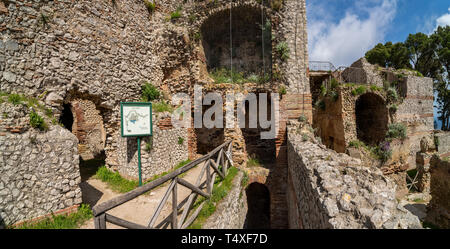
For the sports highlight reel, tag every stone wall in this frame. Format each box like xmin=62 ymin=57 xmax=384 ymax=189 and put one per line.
xmin=203 ymin=171 xmax=248 ymax=229
xmin=426 ymin=155 xmax=450 ymax=228
xmin=0 ymin=125 xmax=81 ymax=226
xmin=1 ymin=0 xmax=310 ymax=182
xmin=116 ymin=112 xmax=189 ymax=181
xmin=395 ymin=76 xmax=434 ymax=170
xmin=286 ymin=122 xmax=422 ymax=229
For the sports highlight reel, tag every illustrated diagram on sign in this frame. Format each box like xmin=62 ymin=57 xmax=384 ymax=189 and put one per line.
xmin=121 ymin=104 xmax=152 ymax=137
xmin=125 ymin=110 xmax=149 ymax=133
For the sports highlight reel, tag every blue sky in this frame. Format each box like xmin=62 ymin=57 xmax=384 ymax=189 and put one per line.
xmin=307 ymin=0 xmax=450 ymax=66
xmin=306 ymin=0 xmax=449 ymax=129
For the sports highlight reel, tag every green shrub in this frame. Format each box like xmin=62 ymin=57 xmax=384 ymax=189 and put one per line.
xmin=276 ymin=41 xmax=290 ymax=61
xmin=351 ymin=85 xmax=367 ymax=96
xmin=315 ymin=99 xmax=326 ymax=111
xmin=278 ymin=85 xmax=287 ymax=95
xmin=145 ymin=141 xmax=152 ymax=152
xmin=29 ymin=111 xmax=48 ymax=131
xmin=178 ymin=136 xmax=184 ymax=145
xmin=298 ymin=114 xmax=307 ymax=123
xmin=141 ymin=82 xmax=160 ymax=102
xmin=387 ymin=87 xmax=398 ymax=102
xmin=389 ymin=104 xmax=398 ymax=113
xmin=329 ymin=90 xmax=339 ymax=102
xmin=386 ymin=123 xmax=407 ymax=140
xmin=320 ymin=84 xmax=327 ymax=97
xmin=330 ymin=78 xmax=339 ymax=89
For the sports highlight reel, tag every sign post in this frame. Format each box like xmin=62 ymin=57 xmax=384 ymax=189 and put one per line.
xmin=120 ymin=102 xmax=152 ymax=186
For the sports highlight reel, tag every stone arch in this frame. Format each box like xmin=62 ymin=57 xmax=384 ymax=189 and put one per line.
xmin=244 ymin=182 xmax=271 ymax=228
xmin=355 ymin=92 xmax=388 ymax=145
xmin=60 ymin=91 xmax=108 ymax=162
xmin=199 ymin=2 xmax=273 ymax=78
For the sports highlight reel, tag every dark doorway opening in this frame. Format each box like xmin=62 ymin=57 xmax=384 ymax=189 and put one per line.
xmin=195 ymin=100 xmax=225 ymax=155
xmin=355 ymin=93 xmax=388 ymax=145
xmin=244 ymin=182 xmax=270 ymax=229
xmin=59 ymin=103 xmax=74 ymax=131
xmin=242 ymin=93 xmax=276 ymax=165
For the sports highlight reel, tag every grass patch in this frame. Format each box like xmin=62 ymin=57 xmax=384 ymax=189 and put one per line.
xmin=370 ymin=85 xmax=383 ymax=91
xmin=8 ymin=93 xmax=23 ymax=105
xmin=14 ymin=204 xmax=93 ymax=229
xmin=95 ymin=166 xmax=139 ymax=193
xmin=94 ymin=159 xmax=192 ymax=194
xmin=188 ymin=167 xmax=239 ymax=229
xmin=348 ymin=140 xmax=366 ymax=149
xmin=153 ymin=100 xmax=173 ymax=113
xmin=209 ymin=67 xmax=268 ymax=84
xmin=170 ymin=6 xmax=182 ymax=20
xmin=246 ymin=157 xmax=260 ymax=167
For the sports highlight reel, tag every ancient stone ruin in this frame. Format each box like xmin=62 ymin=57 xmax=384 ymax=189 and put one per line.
xmin=0 ymin=0 xmax=448 ymax=229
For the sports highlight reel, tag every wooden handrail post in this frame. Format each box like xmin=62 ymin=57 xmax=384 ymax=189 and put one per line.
xmin=94 ymin=213 xmax=106 ymax=229
xmin=206 ymin=159 xmax=211 ymax=194
xmin=172 ymin=177 xmax=178 ymax=229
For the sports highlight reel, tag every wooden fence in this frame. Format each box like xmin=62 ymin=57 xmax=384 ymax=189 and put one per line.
xmin=92 ymin=140 xmax=233 ymax=229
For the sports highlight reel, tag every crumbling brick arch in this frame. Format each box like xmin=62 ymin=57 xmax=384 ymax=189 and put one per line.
xmin=60 ymin=91 xmax=108 ymax=162
xmin=355 ymin=92 xmax=388 ymax=145
xmin=198 ymin=2 xmax=273 ymax=78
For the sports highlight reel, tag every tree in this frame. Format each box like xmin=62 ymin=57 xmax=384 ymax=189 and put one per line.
xmin=431 ymin=26 xmax=450 ymax=130
xmin=365 ymin=43 xmax=390 ymax=67
xmin=364 ymin=26 xmax=450 ymax=130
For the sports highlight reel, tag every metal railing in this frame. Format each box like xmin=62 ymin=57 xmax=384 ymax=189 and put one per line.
xmin=309 ymin=61 xmax=337 ymax=72
xmin=92 ymin=140 xmax=233 ymax=229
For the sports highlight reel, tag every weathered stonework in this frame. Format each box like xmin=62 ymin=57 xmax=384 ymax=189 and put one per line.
xmin=0 ymin=125 xmax=81 ymax=226
xmin=116 ymin=112 xmax=189 ymax=181
xmin=286 ymin=121 xmax=422 ymax=229
xmin=426 ymin=155 xmax=450 ymax=228
xmin=203 ymin=171 xmax=248 ymax=229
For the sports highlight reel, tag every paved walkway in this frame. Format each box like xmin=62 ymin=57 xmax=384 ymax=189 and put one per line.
xmin=80 ymin=162 xmax=206 ymax=229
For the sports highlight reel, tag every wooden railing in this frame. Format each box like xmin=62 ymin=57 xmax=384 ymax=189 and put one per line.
xmin=92 ymin=140 xmax=233 ymax=229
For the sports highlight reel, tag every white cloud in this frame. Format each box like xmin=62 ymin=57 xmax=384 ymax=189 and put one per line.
xmin=436 ymin=7 xmax=450 ymax=28
xmin=307 ymin=0 xmax=397 ymax=67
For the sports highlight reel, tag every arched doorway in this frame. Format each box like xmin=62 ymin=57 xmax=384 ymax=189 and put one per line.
xmin=355 ymin=93 xmax=388 ymax=145
xmin=201 ymin=5 xmax=272 ymax=78
xmin=244 ymin=182 xmax=270 ymax=228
